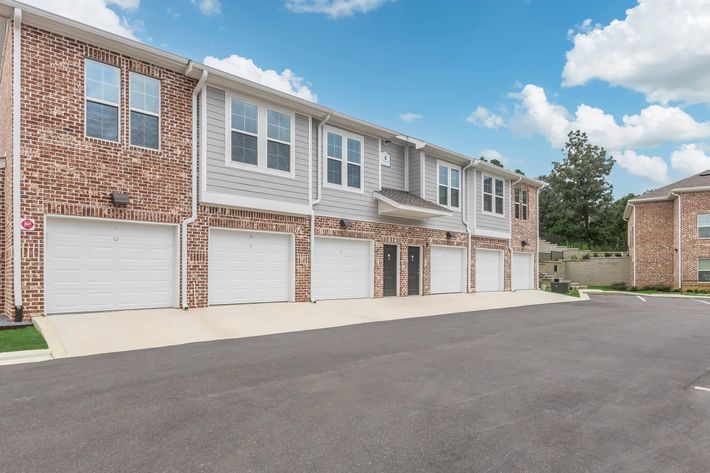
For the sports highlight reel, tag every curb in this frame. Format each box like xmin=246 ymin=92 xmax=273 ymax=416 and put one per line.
xmin=583 ymin=289 xmax=710 ymax=299
xmin=0 ymin=349 xmax=53 ymax=366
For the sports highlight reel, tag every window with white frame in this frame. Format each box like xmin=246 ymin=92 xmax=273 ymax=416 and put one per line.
xmin=514 ymin=186 xmax=528 ymax=220
xmin=438 ymin=162 xmax=460 ymax=209
xmin=698 ymin=214 xmax=710 ymax=238
xmin=483 ymin=175 xmax=504 ymax=215
xmin=230 ymin=97 xmax=259 ymax=166
xmin=129 ymin=72 xmax=160 ymax=149
xmin=699 ymin=258 xmax=710 ymax=282
xmin=325 ymin=127 xmax=363 ymax=191
xmin=85 ymin=59 xmax=120 ymax=142
xmin=228 ymin=95 xmax=294 ymax=174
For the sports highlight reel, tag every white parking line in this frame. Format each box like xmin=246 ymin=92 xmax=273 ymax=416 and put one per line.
xmin=694 ymin=386 xmax=710 ymax=392
xmin=694 ymin=299 xmax=710 ymax=305
xmin=636 ymin=295 xmax=647 ymax=302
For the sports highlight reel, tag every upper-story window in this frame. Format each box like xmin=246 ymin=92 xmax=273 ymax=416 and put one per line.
xmin=438 ymin=161 xmax=460 ymax=209
xmin=324 ymin=126 xmax=364 ymax=192
xmin=228 ymin=94 xmax=294 ymax=176
xmin=85 ymin=59 xmax=120 ymax=142
xmin=698 ymin=214 xmax=710 ymax=239
xmin=129 ymin=72 xmax=160 ymax=150
xmin=514 ymin=186 xmax=528 ymax=220
xmin=483 ymin=175 xmax=504 ymax=215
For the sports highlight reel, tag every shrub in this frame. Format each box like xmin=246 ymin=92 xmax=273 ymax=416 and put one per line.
xmin=604 ymin=252 xmax=612 ymax=257
xmin=570 ymin=255 xmax=579 ymax=261
xmin=611 ymin=282 xmax=628 ymax=291
xmin=582 ymin=253 xmax=591 ymax=260
xmin=592 ymin=252 xmax=599 ymax=257
xmin=640 ymin=284 xmax=671 ymax=292
xmin=630 ymin=286 xmax=639 ymax=292
xmin=615 ymin=253 xmax=622 ymax=257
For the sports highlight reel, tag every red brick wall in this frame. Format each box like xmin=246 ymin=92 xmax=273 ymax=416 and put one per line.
xmin=633 ymin=201 xmax=675 ymax=287
xmin=511 ymin=182 xmax=539 ymax=287
xmin=315 ymin=216 xmax=468 ymax=297
xmin=1 ymin=24 xmax=12 ymax=317
xmin=678 ymin=192 xmax=710 ymax=290
xmin=188 ymin=206 xmax=312 ymax=307
xmin=15 ymin=24 xmax=195 ymax=317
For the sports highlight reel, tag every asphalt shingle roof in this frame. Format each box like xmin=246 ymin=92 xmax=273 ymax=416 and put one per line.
xmin=636 ymin=170 xmax=710 ymax=199
xmin=375 ymin=188 xmax=451 ymax=212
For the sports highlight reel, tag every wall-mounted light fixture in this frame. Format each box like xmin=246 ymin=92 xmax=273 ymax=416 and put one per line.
xmin=339 ymin=219 xmax=352 ymax=230
xmin=521 ymin=240 xmax=529 ymax=247
xmin=446 ymin=231 xmax=454 ymax=239
xmin=111 ymin=192 xmax=130 ymax=205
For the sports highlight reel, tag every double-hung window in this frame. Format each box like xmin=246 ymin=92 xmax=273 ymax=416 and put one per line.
xmin=85 ymin=59 xmax=120 ymax=142
xmin=514 ymin=186 xmax=529 ymax=220
xmin=229 ymin=95 xmax=294 ymax=175
xmin=325 ymin=126 xmax=364 ymax=192
xmin=699 ymin=258 xmax=710 ymax=282
xmin=698 ymin=214 xmax=710 ymax=239
xmin=129 ymin=72 xmax=160 ymax=149
xmin=438 ymin=162 xmax=461 ymax=209
xmin=483 ymin=175 xmax=505 ymax=215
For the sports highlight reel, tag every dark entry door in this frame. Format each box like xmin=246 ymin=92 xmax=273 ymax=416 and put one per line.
xmin=383 ymin=245 xmax=397 ymax=297
xmin=408 ymin=246 xmax=421 ymax=296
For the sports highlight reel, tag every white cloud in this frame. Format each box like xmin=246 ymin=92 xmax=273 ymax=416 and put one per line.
xmin=510 ymin=84 xmax=710 ymax=149
xmin=479 ymin=149 xmax=509 ymax=166
xmin=563 ymin=0 xmax=710 ymax=104
xmin=399 ymin=113 xmax=422 ymax=123
xmin=24 ymin=0 xmax=140 ymax=39
xmin=191 ymin=0 xmax=221 ymax=16
xmin=466 ymin=106 xmax=504 ymax=129
xmin=670 ymin=143 xmax=710 ymax=175
xmin=613 ymin=150 xmax=670 ymax=183
xmin=203 ymin=54 xmax=317 ymax=102
xmin=285 ymin=0 xmax=392 ymax=18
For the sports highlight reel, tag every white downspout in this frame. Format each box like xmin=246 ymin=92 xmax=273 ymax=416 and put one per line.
xmin=180 ymin=65 xmax=208 ymax=309
xmin=310 ymin=114 xmax=330 ymax=302
xmin=12 ymin=8 xmax=22 ymax=320
xmin=461 ymin=160 xmax=475 ymax=292
xmin=672 ymin=192 xmax=682 ymax=289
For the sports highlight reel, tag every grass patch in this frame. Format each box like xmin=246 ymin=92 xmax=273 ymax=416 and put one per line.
xmin=567 ymin=289 xmax=581 ymax=298
xmin=586 ymin=285 xmax=708 ymax=296
xmin=0 ymin=327 xmax=48 ymax=353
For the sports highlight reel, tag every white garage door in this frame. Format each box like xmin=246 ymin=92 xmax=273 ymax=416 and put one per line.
xmin=45 ymin=217 xmax=177 ymax=314
xmin=476 ymin=249 xmax=503 ymax=292
xmin=209 ymin=229 xmax=292 ymax=305
xmin=313 ymin=237 xmax=372 ymax=300
xmin=431 ymin=246 xmax=466 ymax=294
xmin=512 ymin=252 xmax=534 ymax=290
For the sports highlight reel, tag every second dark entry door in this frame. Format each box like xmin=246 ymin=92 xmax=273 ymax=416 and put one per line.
xmin=408 ymin=246 xmax=421 ymax=296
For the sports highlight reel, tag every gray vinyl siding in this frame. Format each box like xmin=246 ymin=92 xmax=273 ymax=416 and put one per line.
xmin=474 ymin=169 xmax=511 ymax=235
xmin=313 ymin=129 xmax=466 ymax=232
xmin=204 ymin=86 xmax=310 ymax=205
xmin=381 ymin=142 xmax=405 ymax=191
xmin=422 ymin=154 xmax=467 ymax=233
xmin=408 ymin=148 xmax=421 ymax=197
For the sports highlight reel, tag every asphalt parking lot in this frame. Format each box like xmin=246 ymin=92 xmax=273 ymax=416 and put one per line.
xmin=2 ymin=294 xmax=710 ymax=472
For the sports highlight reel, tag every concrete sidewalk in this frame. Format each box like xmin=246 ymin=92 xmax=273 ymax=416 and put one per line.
xmin=34 ymin=291 xmax=579 ymax=358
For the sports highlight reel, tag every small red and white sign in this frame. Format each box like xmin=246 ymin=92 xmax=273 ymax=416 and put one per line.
xmin=20 ymin=218 xmax=35 ymax=231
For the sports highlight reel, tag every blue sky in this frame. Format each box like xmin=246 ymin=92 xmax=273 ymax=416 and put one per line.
xmin=32 ymin=0 xmax=710 ymax=198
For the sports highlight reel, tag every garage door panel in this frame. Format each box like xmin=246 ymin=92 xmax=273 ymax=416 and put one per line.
xmin=431 ymin=246 xmax=466 ymax=294
xmin=209 ymin=230 xmax=292 ymax=305
xmin=476 ymin=249 xmax=503 ymax=292
xmin=313 ymin=238 xmax=372 ymax=300
xmin=512 ymin=252 xmax=534 ymax=291
xmin=46 ymin=218 xmax=177 ymax=314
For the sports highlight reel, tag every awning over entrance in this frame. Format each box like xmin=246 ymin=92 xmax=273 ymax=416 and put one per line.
xmin=373 ymin=188 xmax=453 ymax=220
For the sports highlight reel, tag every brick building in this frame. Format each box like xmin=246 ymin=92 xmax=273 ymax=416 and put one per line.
xmin=0 ymin=1 xmax=543 ymax=320
xmin=625 ymin=171 xmax=710 ymax=290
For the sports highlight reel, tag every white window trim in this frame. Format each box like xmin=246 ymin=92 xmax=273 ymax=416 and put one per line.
xmin=482 ymin=174 xmax=505 ymax=218
xmin=698 ymin=214 xmax=710 ymax=239
xmin=514 ymin=186 xmax=529 ymax=221
xmin=128 ymin=71 xmax=161 ymax=152
xmin=322 ymin=125 xmax=365 ymax=194
xmin=224 ymin=92 xmax=296 ymax=179
xmin=436 ymin=159 xmax=461 ymax=212
xmin=698 ymin=257 xmax=710 ymax=283
xmin=84 ymin=58 xmax=121 ymax=144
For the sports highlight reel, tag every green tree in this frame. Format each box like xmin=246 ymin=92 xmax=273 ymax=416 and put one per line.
xmin=489 ymin=158 xmax=504 ymax=168
xmin=540 ymin=130 xmax=614 ymax=245
xmin=598 ymin=193 xmax=635 ymax=249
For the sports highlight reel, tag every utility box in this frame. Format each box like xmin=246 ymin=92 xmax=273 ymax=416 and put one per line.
xmin=551 ymin=281 xmax=570 ymax=294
